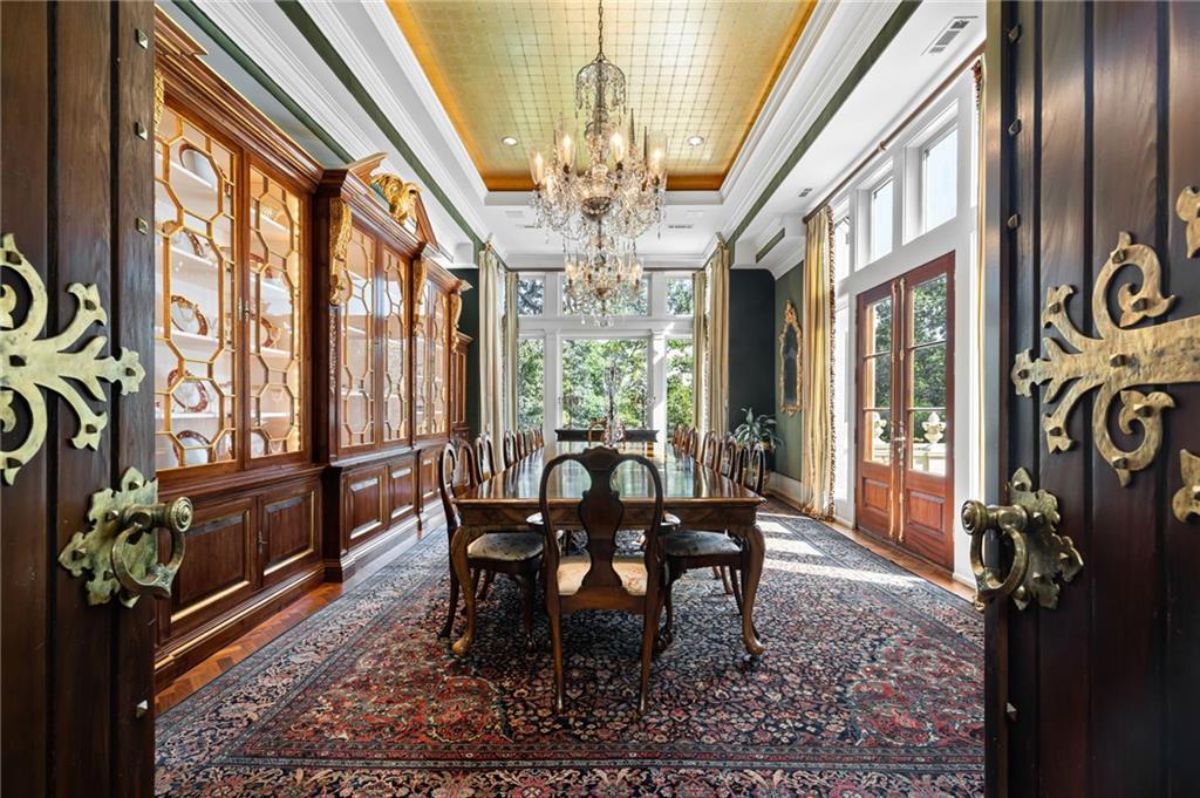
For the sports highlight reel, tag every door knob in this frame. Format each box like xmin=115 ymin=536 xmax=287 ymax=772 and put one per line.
xmin=960 ymin=468 xmax=1083 ymax=610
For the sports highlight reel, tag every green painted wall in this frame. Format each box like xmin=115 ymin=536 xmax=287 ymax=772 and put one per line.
xmin=452 ymin=268 xmax=481 ymax=437
xmin=727 ymin=270 xmax=776 ymax=433
xmin=774 ymin=261 xmax=804 ymax=480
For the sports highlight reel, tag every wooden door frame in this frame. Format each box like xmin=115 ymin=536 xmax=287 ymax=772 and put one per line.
xmin=853 ymin=252 xmax=956 ymax=569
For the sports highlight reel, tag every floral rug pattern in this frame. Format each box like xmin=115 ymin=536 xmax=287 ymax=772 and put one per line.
xmin=158 ymin=504 xmax=983 ymax=796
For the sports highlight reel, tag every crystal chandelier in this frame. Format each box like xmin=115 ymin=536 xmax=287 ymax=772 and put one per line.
xmin=527 ymin=0 xmax=667 ymax=251
xmin=561 ymin=219 xmax=644 ymax=326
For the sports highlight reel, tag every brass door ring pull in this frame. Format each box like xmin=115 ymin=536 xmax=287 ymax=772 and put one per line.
xmin=960 ymin=468 xmax=1081 ymax=611
xmin=111 ymin=497 xmax=192 ymax=600
xmin=962 ymin=500 xmax=1029 ymax=603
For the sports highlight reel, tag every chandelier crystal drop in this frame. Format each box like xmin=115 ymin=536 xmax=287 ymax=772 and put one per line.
xmin=528 ymin=0 xmax=666 ymax=321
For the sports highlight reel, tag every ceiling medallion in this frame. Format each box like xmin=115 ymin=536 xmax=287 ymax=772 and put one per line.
xmin=527 ymin=0 xmax=664 ymax=324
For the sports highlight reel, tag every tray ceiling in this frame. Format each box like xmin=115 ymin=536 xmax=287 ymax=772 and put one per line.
xmin=387 ymin=0 xmax=816 ymax=192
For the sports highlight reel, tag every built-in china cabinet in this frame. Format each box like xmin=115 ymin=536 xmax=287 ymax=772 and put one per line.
xmin=152 ymin=11 xmax=470 ymax=685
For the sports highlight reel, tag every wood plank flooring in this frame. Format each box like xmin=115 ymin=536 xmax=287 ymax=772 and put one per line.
xmin=156 ymin=497 xmax=976 ymax=713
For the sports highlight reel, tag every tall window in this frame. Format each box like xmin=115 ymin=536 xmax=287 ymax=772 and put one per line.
xmin=561 ymin=338 xmax=649 ymax=427
xmin=665 ymin=277 xmax=693 ymax=316
xmin=666 ymin=338 xmax=694 ymax=430
xmin=921 ymin=126 xmax=958 ymax=232
xmin=516 ymin=275 xmax=545 ymax=316
xmin=517 ymin=337 xmax=544 ymax=430
xmin=869 ymin=178 xmax=894 ymax=262
xmin=832 ymin=215 xmax=851 ymax=280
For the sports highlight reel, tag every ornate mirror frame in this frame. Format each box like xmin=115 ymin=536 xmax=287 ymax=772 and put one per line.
xmin=779 ymin=299 xmax=802 ymax=416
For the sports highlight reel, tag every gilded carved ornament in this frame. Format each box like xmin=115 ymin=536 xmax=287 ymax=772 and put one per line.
xmin=328 ymin=197 xmax=353 ymax=305
xmin=0 ymin=234 xmax=145 ymax=485
xmin=1177 ymin=185 xmax=1200 ymax=259
xmin=372 ymin=174 xmax=422 ymax=227
xmin=1174 ymin=451 xmax=1200 ymax=524
xmin=411 ymin=257 xmax=429 ymax=334
xmin=154 ymin=67 xmax=165 ymax=129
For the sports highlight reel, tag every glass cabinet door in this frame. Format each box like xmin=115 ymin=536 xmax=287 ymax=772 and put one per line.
xmin=340 ymin=226 xmax=376 ymax=448
xmin=431 ymin=290 xmax=449 ymax=435
xmin=381 ymin=247 xmax=409 ymax=443
xmin=154 ymin=106 xmax=238 ymax=471
xmin=247 ymin=166 xmax=303 ymax=459
xmin=413 ymin=280 xmax=430 ymax=436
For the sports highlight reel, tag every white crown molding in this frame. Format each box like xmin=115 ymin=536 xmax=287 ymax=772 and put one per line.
xmin=718 ymin=1 xmax=899 ymax=241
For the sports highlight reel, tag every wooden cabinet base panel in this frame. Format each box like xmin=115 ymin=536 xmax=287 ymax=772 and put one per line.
xmin=154 ymin=562 xmax=324 ymax=687
xmin=325 ymin=513 xmax=422 ymax=582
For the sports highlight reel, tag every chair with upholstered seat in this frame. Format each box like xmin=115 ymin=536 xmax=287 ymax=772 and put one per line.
xmin=502 ymin=431 xmax=517 ymax=468
xmin=660 ymin=441 xmax=767 ymax=649
xmin=536 ymin=446 xmax=668 ymax=714
xmin=475 ymin=433 xmax=497 ymax=480
xmin=699 ymin=431 xmax=719 ymax=469
xmin=437 ymin=442 xmax=543 ymax=648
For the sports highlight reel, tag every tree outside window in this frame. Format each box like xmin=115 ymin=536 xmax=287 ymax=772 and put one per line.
xmin=561 ymin=339 xmax=648 ymax=427
xmin=666 ymin=277 xmax=693 ymax=316
xmin=517 ymin=337 xmax=544 ymax=430
xmin=666 ymin=338 xmax=694 ymax=430
xmin=516 ymin=275 xmax=544 ymax=316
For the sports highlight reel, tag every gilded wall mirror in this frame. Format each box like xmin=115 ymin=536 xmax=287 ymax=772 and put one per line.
xmin=780 ymin=299 xmax=802 ymax=416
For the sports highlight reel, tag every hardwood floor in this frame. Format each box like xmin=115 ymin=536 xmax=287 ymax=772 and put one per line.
xmin=156 ymin=495 xmax=975 ymax=713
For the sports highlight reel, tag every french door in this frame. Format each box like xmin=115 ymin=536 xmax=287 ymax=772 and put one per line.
xmin=854 ymin=253 xmax=954 ymax=567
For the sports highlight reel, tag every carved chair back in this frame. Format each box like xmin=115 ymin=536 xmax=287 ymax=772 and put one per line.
xmin=700 ymin=431 xmax=720 ymax=469
xmin=538 ymin=446 xmax=665 ymax=605
xmin=475 ymin=434 xmax=496 ymax=480
xmin=502 ymin=431 xmax=517 ymax=468
xmin=718 ymin=435 xmax=740 ymax=479
xmin=437 ymin=442 xmax=479 ymax=538
xmin=744 ymin=442 xmax=768 ymax=495
xmin=685 ymin=428 xmax=699 ymax=457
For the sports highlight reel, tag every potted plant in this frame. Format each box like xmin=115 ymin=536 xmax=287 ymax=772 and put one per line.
xmin=733 ymin=407 xmax=783 ymax=451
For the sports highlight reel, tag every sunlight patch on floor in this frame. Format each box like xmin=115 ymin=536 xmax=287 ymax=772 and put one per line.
xmin=762 ymin=535 xmax=824 ymax=557
xmin=763 ymin=557 xmax=926 ymax=587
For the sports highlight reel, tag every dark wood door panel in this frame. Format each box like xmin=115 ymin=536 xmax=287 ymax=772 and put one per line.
xmin=166 ymin=497 xmax=257 ymax=638
xmin=261 ymin=479 xmax=320 ymax=584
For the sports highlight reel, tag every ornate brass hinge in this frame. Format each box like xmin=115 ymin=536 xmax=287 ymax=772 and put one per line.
xmin=0 ymin=234 xmax=145 ymax=484
xmin=58 ymin=468 xmax=191 ymax=607
xmin=961 ymin=468 xmax=1083 ymax=611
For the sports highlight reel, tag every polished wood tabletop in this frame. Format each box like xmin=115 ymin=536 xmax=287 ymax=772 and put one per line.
xmin=458 ymin=442 xmax=765 ymax=509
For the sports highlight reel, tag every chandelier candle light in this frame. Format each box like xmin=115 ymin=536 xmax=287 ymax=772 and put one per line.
xmin=527 ymin=0 xmax=667 ymax=324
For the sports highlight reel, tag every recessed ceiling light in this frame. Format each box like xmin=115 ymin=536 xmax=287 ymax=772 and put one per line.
xmin=686 ymin=135 xmax=705 ymax=147
xmin=501 ymin=136 xmax=519 ymax=146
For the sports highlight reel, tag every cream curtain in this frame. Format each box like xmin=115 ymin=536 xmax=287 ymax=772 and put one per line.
xmin=478 ymin=242 xmax=506 ymax=452
xmin=691 ymin=268 xmax=707 ymax=430
xmin=704 ymin=238 xmax=730 ymax=434
xmin=504 ymin=269 xmax=519 ymax=432
xmin=800 ymin=207 xmax=835 ymax=518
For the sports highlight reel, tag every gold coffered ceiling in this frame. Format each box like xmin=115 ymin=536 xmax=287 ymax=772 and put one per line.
xmin=387 ymin=1 xmax=816 ymax=191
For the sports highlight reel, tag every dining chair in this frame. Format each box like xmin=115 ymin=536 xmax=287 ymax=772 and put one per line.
xmin=524 ymin=429 xmax=535 ymax=455
xmin=718 ymin=435 xmax=743 ymax=480
xmin=699 ymin=431 xmax=719 ymax=469
xmin=436 ymin=442 xmax=543 ymax=647
xmin=475 ymin=433 xmax=497 ymax=480
xmin=684 ymin=427 xmax=699 ymax=457
xmin=503 ymin=431 xmax=517 ymax=468
xmin=659 ymin=441 xmax=766 ymax=650
xmin=536 ymin=446 xmax=668 ymax=715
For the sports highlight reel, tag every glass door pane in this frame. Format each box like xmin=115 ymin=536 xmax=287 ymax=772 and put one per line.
xmin=381 ymin=247 xmax=408 ymax=442
xmin=861 ymin=295 xmax=893 ymax=465
xmin=517 ymin=338 xmax=545 ymax=430
xmin=340 ymin=226 xmax=375 ymax=448
xmin=247 ymin=166 xmax=303 ymax=459
xmin=154 ymin=105 xmax=238 ymax=470
xmin=907 ymin=274 xmax=949 ymax=475
xmin=665 ymin=338 xmax=694 ymax=431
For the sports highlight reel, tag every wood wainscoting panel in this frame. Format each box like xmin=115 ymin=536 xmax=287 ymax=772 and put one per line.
xmin=387 ymin=455 xmax=418 ymax=526
xmin=164 ymin=496 xmax=257 ymax=641
xmin=345 ymin=467 xmax=387 ymax=542
xmin=261 ymin=478 xmax=321 ymax=586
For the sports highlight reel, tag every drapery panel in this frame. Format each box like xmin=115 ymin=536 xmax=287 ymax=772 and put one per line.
xmin=503 ymin=269 xmax=519 ymax=435
xmin=705 ymin=239 xmax=730 ymax=435
xmin=478 ymin=242 xmax=507 ymax=453
xmin=691 ymin=269 xmax=707 ymax=430
xmin=800 ymin=207 xmax=835 ymax=518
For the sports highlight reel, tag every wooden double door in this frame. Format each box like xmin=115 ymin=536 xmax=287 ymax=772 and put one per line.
xmin=855 ymin=253 xmax=955 ymax=568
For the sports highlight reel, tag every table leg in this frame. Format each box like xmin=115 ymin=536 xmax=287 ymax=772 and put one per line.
xmin=450 ymin=525 xmax=478 ymax=656
xmin=734 ymin=523 xmax=766 ymax=657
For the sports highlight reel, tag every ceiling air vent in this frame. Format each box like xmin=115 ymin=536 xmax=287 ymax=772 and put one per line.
xmin=799 ymin=187 xmax=813 ymax=198
xmin=667 ymin=223 xmax=694 ymax=230
xmin=925 ymin=17 xmax=973 ymax=55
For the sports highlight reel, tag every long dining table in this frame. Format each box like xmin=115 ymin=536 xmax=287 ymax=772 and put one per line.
xmin=448 ymin=441 xmax=767 ymax=658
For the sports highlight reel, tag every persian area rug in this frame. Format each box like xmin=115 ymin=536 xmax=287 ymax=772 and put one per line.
xmin=157 ymin=503 xmax=983 ymax=796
